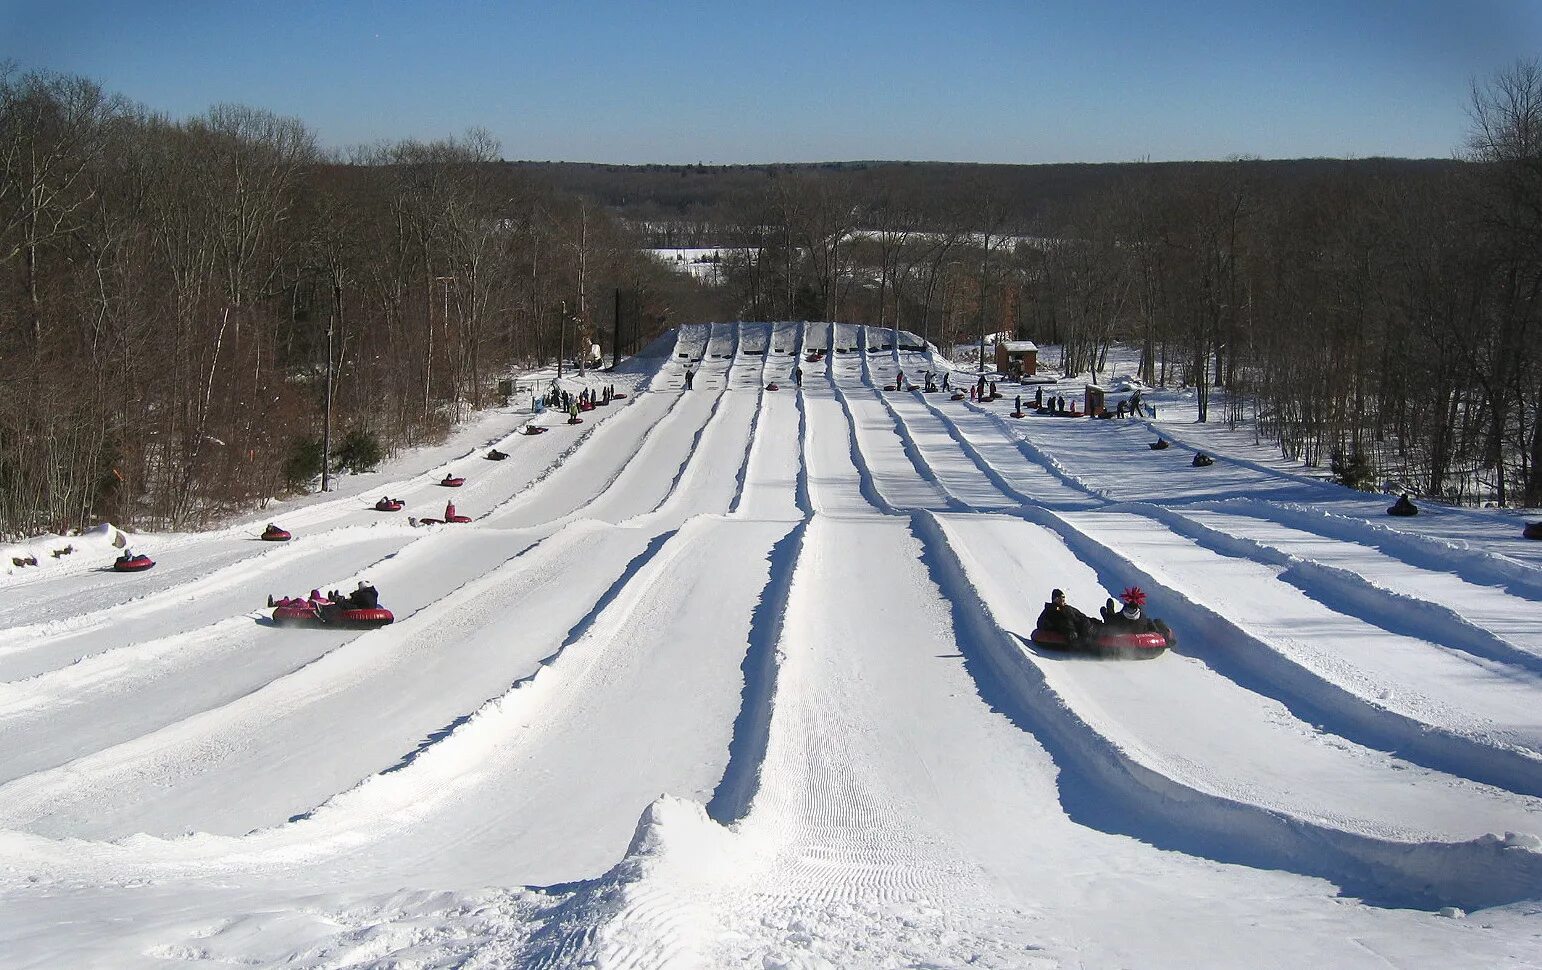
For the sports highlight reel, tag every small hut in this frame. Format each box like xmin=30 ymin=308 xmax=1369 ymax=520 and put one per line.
xmin=995 ymin=340 xmax=1038 ymax=378
xmin=1084 ymin=384 xmax=1107 ymax=417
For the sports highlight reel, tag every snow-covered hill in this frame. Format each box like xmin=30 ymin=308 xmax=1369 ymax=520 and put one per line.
xmin=2 ymin=322 xmax=1539 ymax=968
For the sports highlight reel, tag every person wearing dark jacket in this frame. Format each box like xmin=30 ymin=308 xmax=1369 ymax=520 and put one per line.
xmin=351 ymin=580 xmax=380 ymax=610
xmin=1036 ymin=589 xmax=1097 ymax=643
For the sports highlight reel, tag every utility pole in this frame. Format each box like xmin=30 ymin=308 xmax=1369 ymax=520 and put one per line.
xmin=322 ymin=300 xmax=335 ymax=492
xmin=978 ymin=234 xmax=990 ymax=375
xmin=558 ymin=300 xmax=567 ymax=380
xmin=613 ymin=287 xmax=622 ymax=370
xmin=577 ymin=202 xmax=588 ymax=377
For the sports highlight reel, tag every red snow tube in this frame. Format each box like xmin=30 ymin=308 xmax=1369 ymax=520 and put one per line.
xmin=337 ymin=607 xmax=394 ymax=627
xmin=767 ymin=383 xmax=781 ymax=391
xmin=114 ymin=554 xmax=155 ymax=572
xmin=261 ymin=527 xmax=291 ymax=541
xmin=950 ymin=392 xmax=966 ymax=401
xmin=522 ymin=425 xmax=549 ymax=436
xmin=439 ymin=477 xmax=465 ymax=487
xmin=272 ymin=601 xmax=318 ymax=623
xmin=1029 ymin=627 xmax=1169 ymax=658
xmin=612 ymin=393 xmax=627 ymax=399
xmin=445 ymin=514 xmax=472 ymax=523
xmin=273 ymin=602 xmax=395 ymax=628
xmin=375 ymin=499 xmax=404 ymax=512
xmin=567 ymin=416 xmax=584 ymax=425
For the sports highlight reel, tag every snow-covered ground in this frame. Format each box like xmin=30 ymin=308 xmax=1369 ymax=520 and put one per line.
xmin=2 ymin=322 xmax=1540 ymax=968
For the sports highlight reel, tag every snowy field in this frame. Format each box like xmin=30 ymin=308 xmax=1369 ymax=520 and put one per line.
xmin=1 ymin=322 xmax=1540 ymax=968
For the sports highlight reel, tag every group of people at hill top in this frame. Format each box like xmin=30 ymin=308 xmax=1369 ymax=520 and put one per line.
xmin=543 ymin=384 xmax=617 ymax=417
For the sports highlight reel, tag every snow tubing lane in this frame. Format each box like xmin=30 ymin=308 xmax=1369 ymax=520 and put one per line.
xmin=1029 ymin=627 xmax=1168 ymax=659
xmin=113 ymin=556 xmax=155 ymax=572
xmin=272 ymin=605 xmax=394 ymax=627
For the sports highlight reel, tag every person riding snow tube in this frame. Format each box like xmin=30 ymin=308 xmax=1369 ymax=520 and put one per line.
xmin=1149 ymin=438 xmax=1171 ymax=450
xmin=375 ymin=497 xmax=404 ymax=512
xmin=767 ymin=382 xmax=781 ymax=391
xmin=522 ymin=425 xmax=549 ymax=435
xmin=486 ymin=448 xmax=508 ymax=461
xmin=261 ymin=523 xmax=291 ymax=541
xmin=1191 ymin=452 xmax=1215 ymax=467
xmin=269 ymin=589 xmax=393 ymax=628
xmin=1031 ymin=586 xmax=1172 ymax=658
xmin=1387 ymin=494 xmax=1418 ymax=517
xmin=114 ymin=550 xmax=155 ymax=572
xmin=440 ymin=474 xmax=465 ymax=487
xmin=1525 ymin=522 xmax=1542 ymax=541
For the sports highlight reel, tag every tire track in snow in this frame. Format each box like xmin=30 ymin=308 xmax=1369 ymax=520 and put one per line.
xmin=912 ymin=509 xmax=1542 ymax=911
xmin=1150 ymin=504 xmax=1542 ymax=675
xmin=1023 ymin=502 xmax=1542 ymax=795
xmin=1189 ymin=496 xmax=1542 ymax=603
xmin=0 ymin=524 xmax=608 ymax=838
xmin=909 ymin=378 xmax=1542 ymax=792
xmin=0 ymin=527 xmax=414 ymax=683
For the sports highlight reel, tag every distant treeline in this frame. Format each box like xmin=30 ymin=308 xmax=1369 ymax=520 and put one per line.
xmin=514 ymin=156 xmax=1463 ymax=243
xmin=0 ymin=68 xmax=715 ymax=537
xmin=5 ymin=61 xmax=1540 ymax=536
xmin=523 ymin=66 xmax=1541 ymax=507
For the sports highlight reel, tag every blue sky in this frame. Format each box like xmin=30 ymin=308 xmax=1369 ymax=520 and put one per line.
xmin=4 ymin=1 xmax=1539 ymax=163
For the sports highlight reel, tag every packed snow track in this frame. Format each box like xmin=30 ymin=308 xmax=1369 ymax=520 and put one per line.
xmin=2 ymin=322 xmax=1539 ymax=968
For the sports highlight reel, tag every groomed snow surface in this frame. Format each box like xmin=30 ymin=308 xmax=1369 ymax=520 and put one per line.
xmin=2 ymin=322 xmax=1540 ymax=968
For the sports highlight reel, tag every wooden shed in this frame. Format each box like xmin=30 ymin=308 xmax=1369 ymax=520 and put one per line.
xmin=994 ymin=340 xmax=1038 ymax=378
xmin=1084 ymin=384 xmax=1107 ymax=418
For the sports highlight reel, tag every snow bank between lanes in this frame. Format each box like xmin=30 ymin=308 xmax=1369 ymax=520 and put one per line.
xmin=911 ymin=509 xmax=1542 ymax=911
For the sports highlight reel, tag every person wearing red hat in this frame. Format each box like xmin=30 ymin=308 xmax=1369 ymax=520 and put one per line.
xmin=1101 ymin=586 xmax=1176 ymax=645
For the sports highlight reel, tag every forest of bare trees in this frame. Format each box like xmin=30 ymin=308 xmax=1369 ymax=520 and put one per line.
xmin=4 ymin=59 xmax=1539 ymax=536
xmin=0 ymin=66 xmax=704 ymax=537
xmin=681 ymin=61 xmax=1541 ymax=508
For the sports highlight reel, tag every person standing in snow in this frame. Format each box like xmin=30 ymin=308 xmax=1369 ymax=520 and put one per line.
xmin=684 ymin=367 xmax=695 ymax=390
xmin=794 ymin=366 xmax=803 ymax=387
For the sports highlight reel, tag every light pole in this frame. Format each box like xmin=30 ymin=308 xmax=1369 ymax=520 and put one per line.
xmin=558 ymin=300 xmax=567 ymax=380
